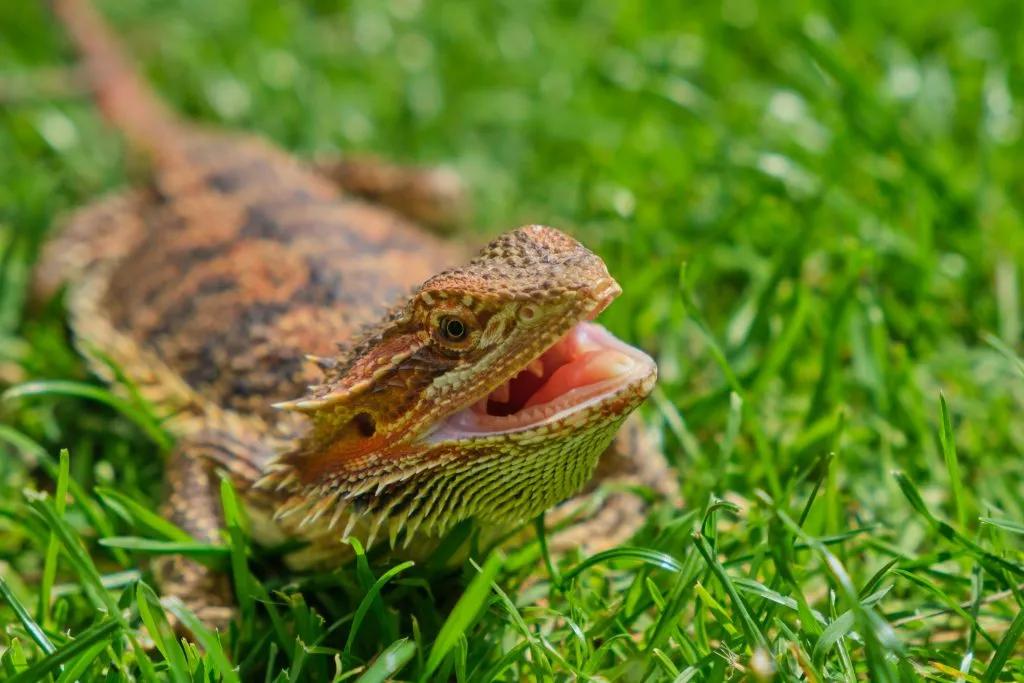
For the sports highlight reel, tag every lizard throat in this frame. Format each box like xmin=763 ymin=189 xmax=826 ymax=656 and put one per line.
xmin=433 ymin=322 xmax=655 ymax=439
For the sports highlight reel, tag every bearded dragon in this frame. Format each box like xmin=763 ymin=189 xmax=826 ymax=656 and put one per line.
xmin=34 ymin=0 xmax=679 ymax=632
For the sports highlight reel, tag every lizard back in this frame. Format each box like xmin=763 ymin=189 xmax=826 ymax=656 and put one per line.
xmin=41 ymin=129 xmax=463 ymax=423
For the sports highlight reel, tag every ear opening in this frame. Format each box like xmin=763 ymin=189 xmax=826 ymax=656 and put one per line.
xmin=354 ymin=412 xmax=377 ymax=437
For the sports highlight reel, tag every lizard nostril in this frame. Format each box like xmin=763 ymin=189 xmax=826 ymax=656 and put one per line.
xmin=518 ymin=304 xmax=539 ymax=322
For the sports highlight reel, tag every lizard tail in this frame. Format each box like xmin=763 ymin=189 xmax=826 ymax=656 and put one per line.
xmin=50 ymin=0 xmax=180 ymax=152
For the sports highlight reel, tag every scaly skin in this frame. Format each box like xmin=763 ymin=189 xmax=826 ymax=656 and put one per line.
xmin=36 ymin=0 xmax=679 ymax=634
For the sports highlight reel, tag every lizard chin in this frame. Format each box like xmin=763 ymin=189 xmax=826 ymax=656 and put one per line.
xmin=431 ymin=322 xmax=656 ymax=440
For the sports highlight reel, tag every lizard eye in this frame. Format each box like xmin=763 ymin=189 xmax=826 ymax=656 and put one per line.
xmin=428 ymin=305 xmax=478 ymax=352
xmin=439 ymin=316 xmax=468 ymax=342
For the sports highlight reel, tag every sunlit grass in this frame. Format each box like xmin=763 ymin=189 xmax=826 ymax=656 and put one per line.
xmin=2 ymin=0 xmax=1024 ymax=680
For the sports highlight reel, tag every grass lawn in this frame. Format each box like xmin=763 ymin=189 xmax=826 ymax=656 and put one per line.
xmin=3 ymin=0 xmax=1024 ymax=680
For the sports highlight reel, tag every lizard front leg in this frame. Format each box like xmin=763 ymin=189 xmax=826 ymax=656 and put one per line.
xmin=309 ymin=155 xmax=468 ymax=233
xmin=545 ymin=413 xmax=680 ymax=553
xmin=152 ymin=432 xmax=253 ymax=636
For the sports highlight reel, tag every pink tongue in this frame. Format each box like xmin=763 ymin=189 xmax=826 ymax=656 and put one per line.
xmin=523 ymin=350 xmax=636 ymax=409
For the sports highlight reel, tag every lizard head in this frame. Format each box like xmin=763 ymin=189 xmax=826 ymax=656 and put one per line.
xmin=260 ymin=225 xmax=657 ymax=544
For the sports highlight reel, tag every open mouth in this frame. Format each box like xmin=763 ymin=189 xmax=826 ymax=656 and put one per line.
xmin=436 ymin=322 xmax=655 ymax=438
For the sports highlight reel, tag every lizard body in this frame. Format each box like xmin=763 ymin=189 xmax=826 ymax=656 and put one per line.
xmin=36 ymin=0 xmax=679 ymax=632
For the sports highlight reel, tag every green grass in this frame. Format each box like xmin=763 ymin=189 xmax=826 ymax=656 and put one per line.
xmin=2 ymin=0 xmax=1024 ymax=679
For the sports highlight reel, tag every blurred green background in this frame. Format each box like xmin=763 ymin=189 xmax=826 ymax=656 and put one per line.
xmin=2 ymin=0 xmax=1024 ymax=680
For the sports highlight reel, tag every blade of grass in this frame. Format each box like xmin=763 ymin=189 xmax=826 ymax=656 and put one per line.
xmin=355 ymin=638 xmax=416 ymax=683
xmin=0 ymin=576 xmax=56 ymax=656
xmin=938 ymin=394 xmax=967 ymax=530
xmin=343 ymin=560 xmax=415 ymax=658
xmin=7 ymin=620 xmax=120 ymax=683
xmin=692 ymin=532 xmax=769 ymax=652
xmin=163 ymin=597 xmax=240 ymax=683
xmin=136 ymin=582 xmax=190 ymax=683
xmin=645 ymin=545 xmax=702 ymax=656
xmin=53 ymin=639 xmax=108 ymax=683
xmin=95 ymin=487 xmax=193 ymax=542
xmin=220 ymin=477 xmax=255 ymax=633
xmin=484 ymin=571 xmax=552 ymax=680
xmin=533 ymin=512 xmax=561 ymax=588
xmin=980 ymin=606 xmax=1024 ymax=683
xmin=29 ymin=498 xmax=124 ymax=623
xmin=39 ymin=448 xmax=70 ymax=629
xmin=98 ymin=537 xmax=230 ymax=560
xmin=980 ymin=517 xmax=1024 ymax=536
xmin=420 ymin=553 xmax=501 ymax=682
xmin=559 ymin=547 xmax=682 ymax=587
xmin=2 ymin=380 xmax=171 ymax=449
